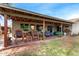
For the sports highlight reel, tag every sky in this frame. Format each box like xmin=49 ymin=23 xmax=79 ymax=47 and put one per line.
xmin=14 ymin=3 xmax=79 ymax=20
xmin=0 ymin=3 xmax=79 ymax=26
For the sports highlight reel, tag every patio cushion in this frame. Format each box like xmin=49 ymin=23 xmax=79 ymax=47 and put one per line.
xmin=50 ymin=32 xmax=54 ymax=36
xmin=54 ymin=32 xmax=64 ymax=35
xmin=45 ymin=31 xmax=51 ymax=37
xmin=15 ymin=30 xmax=22 ymax=38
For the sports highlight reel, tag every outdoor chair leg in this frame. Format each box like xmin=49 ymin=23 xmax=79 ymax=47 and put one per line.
xmin=15 ymin=38 xmax=17 ymax=44
xmin=23 ymin=37 xmax=27 ymax=42
xmin=22 ymin=35 xmax=24 ymax=41
xmin=30 ymin=37 xmax=32 ymax=42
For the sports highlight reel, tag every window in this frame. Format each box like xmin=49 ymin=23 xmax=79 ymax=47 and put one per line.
xmin=47 ymin=26 xmax=53 ymax=32
xmin=20 ymin=24 xmax=24 ymax=28
xmin=36 ymin=25 xmax=42 ymax=31
xmin=20 ymin=24 xmax=29 ymax=31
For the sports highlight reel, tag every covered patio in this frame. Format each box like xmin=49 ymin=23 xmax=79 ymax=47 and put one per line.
xmin=0 ymin=5 xmax=72 ymax=49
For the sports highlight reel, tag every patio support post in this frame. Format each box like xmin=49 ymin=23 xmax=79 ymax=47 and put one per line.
xmin=4 ymin=14 xmax=8 ymax=47
xmin=52 ymin=23 xmax=55 ymax=33
xmin=60 ymin=24 xmax=63 ymax=35
xmin=43 ymin=19 xmax=45 ymax=40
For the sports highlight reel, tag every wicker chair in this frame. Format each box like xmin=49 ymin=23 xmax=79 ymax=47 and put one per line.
xmin=25 ymin=32 xmax=32 ymax=42
xmin=39 ymin=32 xmax=43 ymax=40
xmin=31 ymin=30 xmax=39 ymax=41
xmin=14 ymin=30 xmax=24 ymax=44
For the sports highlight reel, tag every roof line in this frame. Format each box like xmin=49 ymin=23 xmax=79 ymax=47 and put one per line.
xmin=0 ymin=4 xmax=72 ymax=23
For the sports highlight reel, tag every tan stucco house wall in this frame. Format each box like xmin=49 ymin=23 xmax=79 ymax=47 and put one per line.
xmin=70 ymin=19 xmax=79 ymax=35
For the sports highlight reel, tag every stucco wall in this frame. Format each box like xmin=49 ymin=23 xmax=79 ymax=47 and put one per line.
xmin=12 ymin=20 xmax=63 ymax=36
xmin=71 ymin=22 xmax=79 ymax=35
xmin=12 ymin=21 xmax=44 ymax=36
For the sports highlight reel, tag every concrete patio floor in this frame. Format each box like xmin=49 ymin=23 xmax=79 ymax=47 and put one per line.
xmin=0 ymin=40 xmax=4 ymax=49
xmin=0 ymin=35 xmax=4 ymax=49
